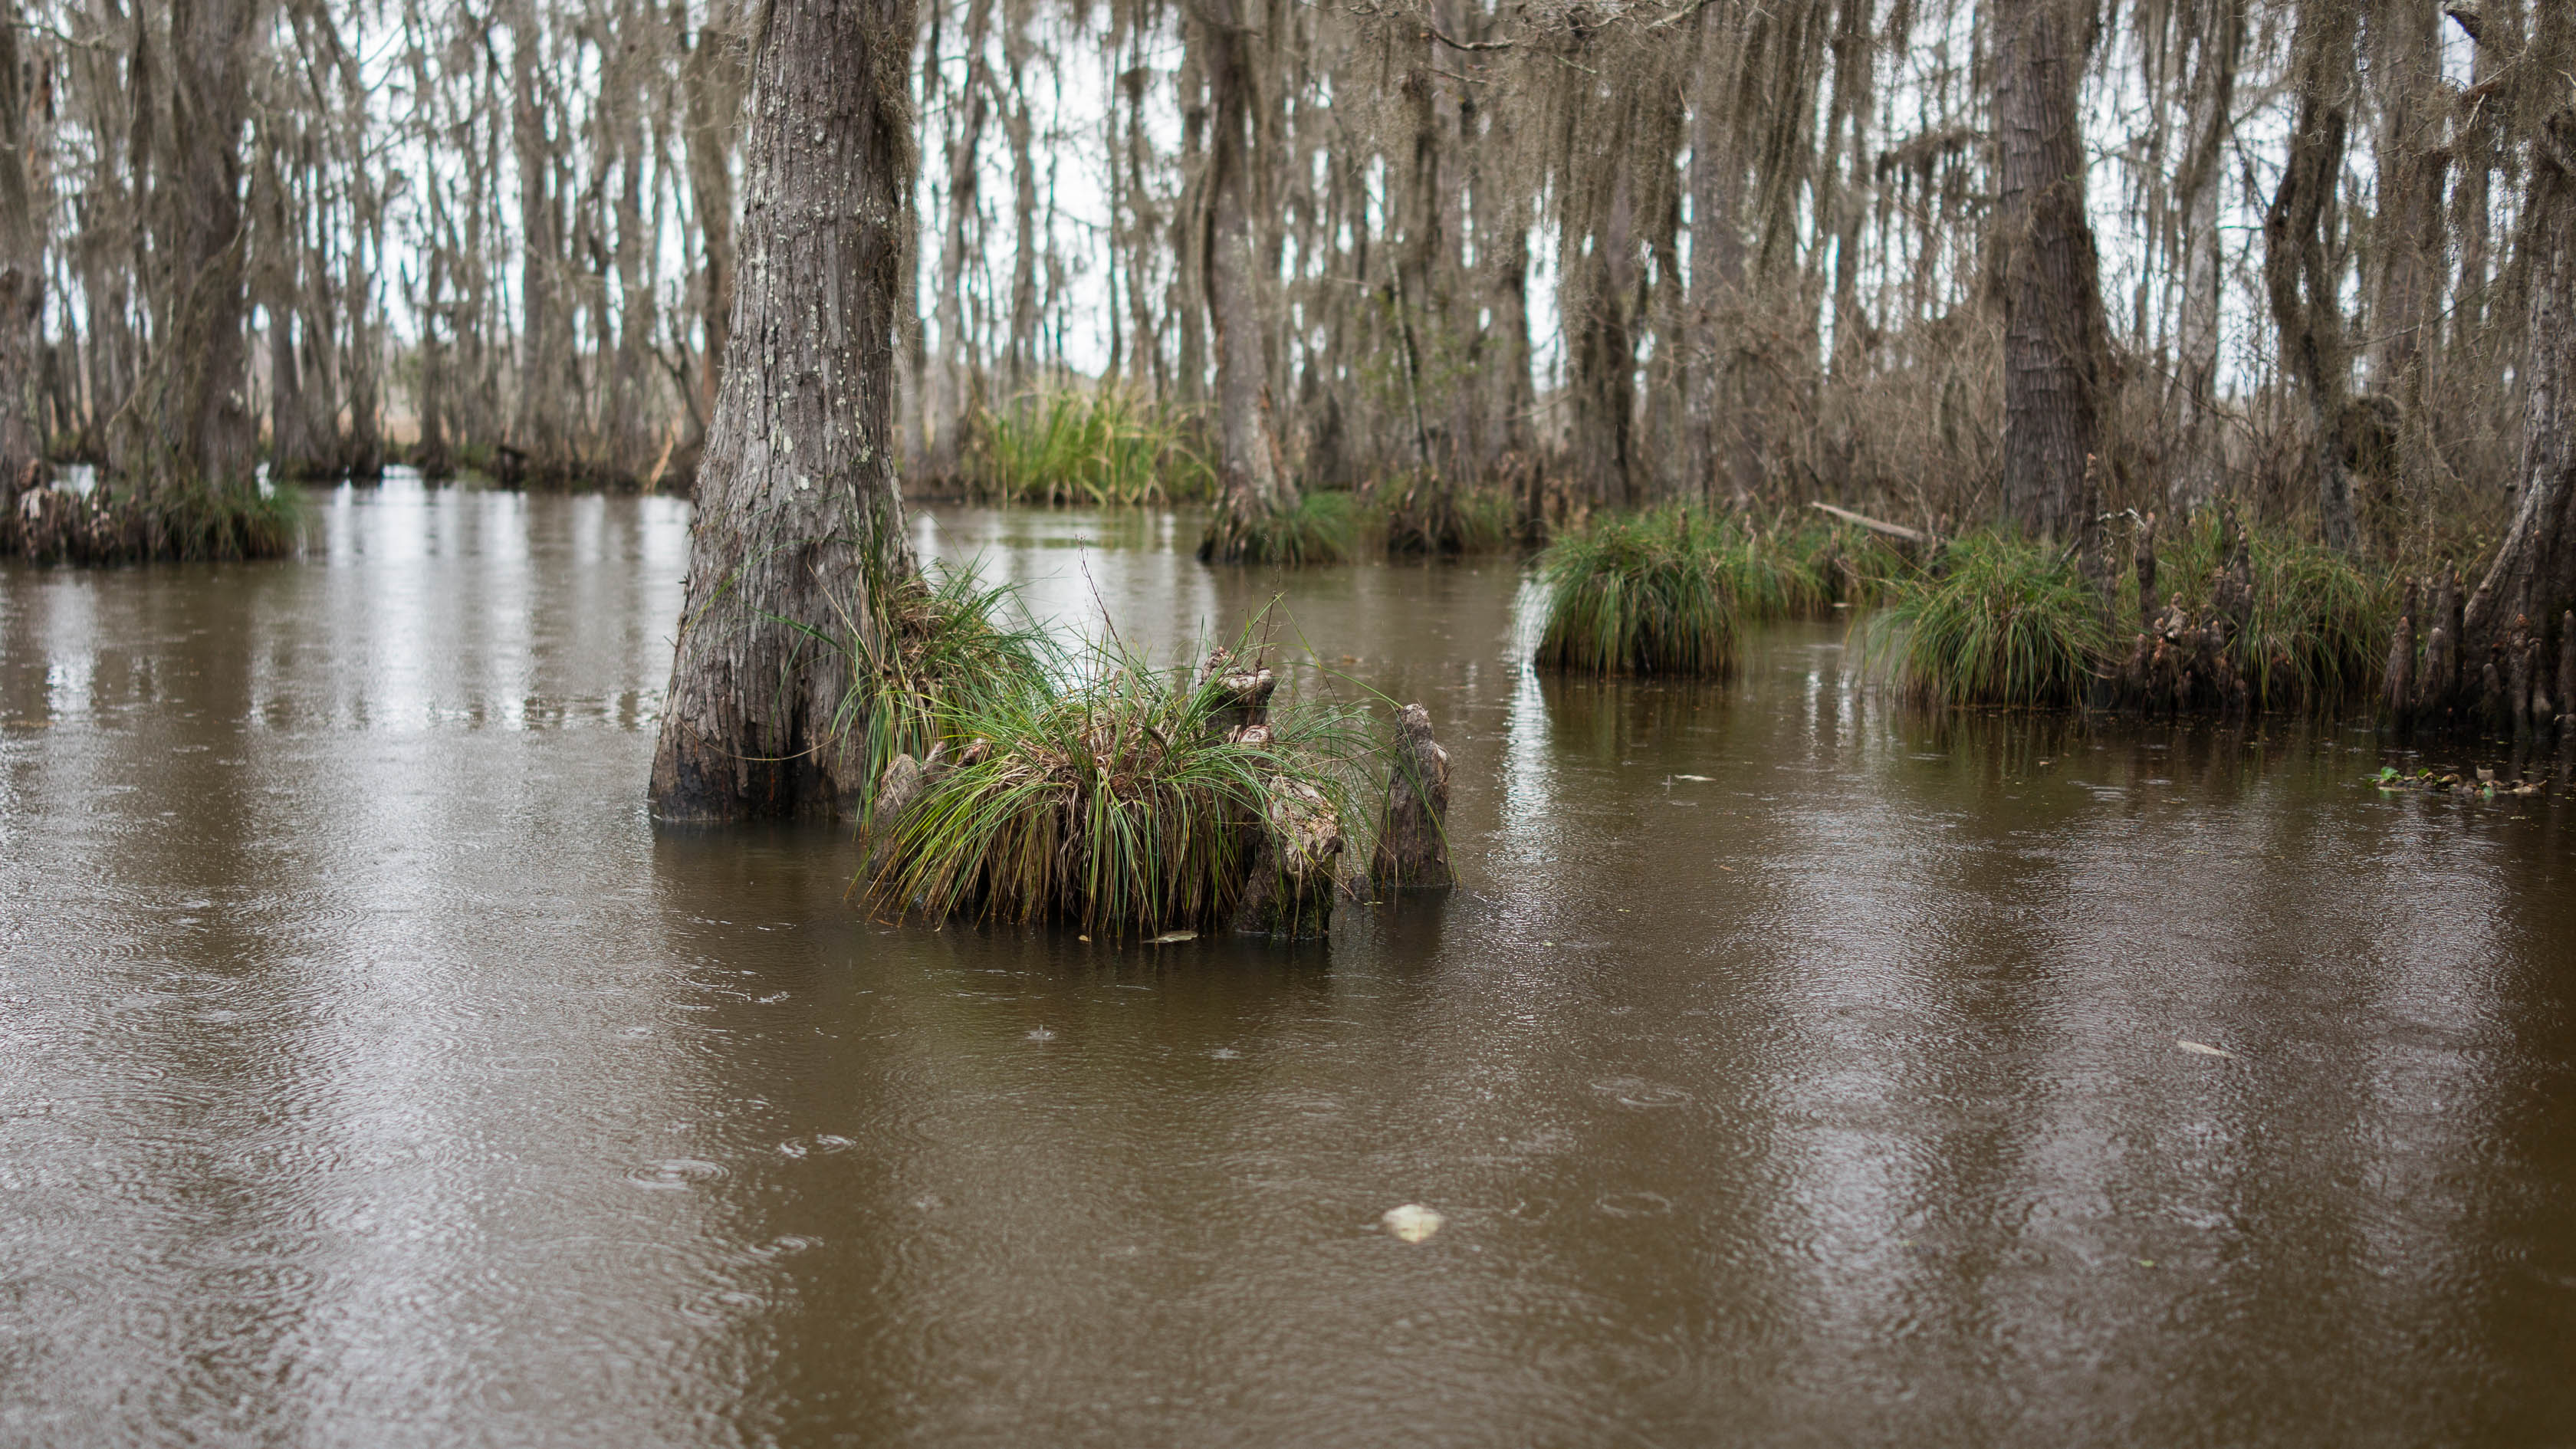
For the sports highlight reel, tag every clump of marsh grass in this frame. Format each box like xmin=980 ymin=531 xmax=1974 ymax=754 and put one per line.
xmin=863 ymin=639 xmax=1373 ymax=938
xmin=2128 ymin=511 xmax=2397 ymax=709
xmin=1779 ymin=515 xmax=1913 ymax=608
xmin=4 ymin=479 xmax=302 ymax=564
xmin=1866 ymin=531 xmax=2111 ymax=708
xmin=153 ymin=484 xmax=304 ymax=560
xmin=1382 ymin=474 xmax=1518 ymax=557
xmin=1532 ymin=506 xmax=1746 ymax=676
xmin=968 ymin=388 xmax=1214 ymax=506
xmin=822 ymin=554 xmax=1057 ymax=830
xmin=1198 ymin=491 xmax=1361 ymax=567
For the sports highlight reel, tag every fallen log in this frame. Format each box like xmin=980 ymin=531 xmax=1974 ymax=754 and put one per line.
xmin=1808 ymin=501 xmax=1934 ymax=546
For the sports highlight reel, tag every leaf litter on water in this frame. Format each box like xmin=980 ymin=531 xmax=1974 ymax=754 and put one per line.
xmin=2176 ymin=1040 xmax=2234 ymax=1059
xmin=1382 ymin=1204 xmax=1444 ymax=1244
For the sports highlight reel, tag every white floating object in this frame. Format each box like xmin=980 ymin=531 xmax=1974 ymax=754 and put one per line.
xmin=2176 ymin=1039 xmax=2233 ymax=1058
xmin=1027 ymin=1027 xmax=1056 ymax=1042
xmin=1148 ymin=931 xmax=1198 ymax=945
xmin=1382 ymin=1204 xmax=1445 ymax=1244
xmin=1673 ymin=774 xmax=1714 ymax=782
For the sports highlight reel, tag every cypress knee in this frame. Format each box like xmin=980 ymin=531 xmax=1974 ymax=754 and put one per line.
xmin=1201 ymin=649 xmax=1277 ymax=738
xmin=1232 ymin=779 xmax=1343 ymax=938
xmin=2558 ymin=612 xmax=2576 ymax=735
xmin=1368 ymin=703 xmax=1453 ymax=891
xmin=2383 ymin=598 xmax=2414 ymax=728
xmin=2508 ymin=619 xmax=2536 ymax=738
xmin=2420 ymin=624 xmax=2455 ymax=717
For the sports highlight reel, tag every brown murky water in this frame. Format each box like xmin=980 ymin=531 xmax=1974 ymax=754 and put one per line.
xmin=5 ymin=479 xmax=2574 ymax=1447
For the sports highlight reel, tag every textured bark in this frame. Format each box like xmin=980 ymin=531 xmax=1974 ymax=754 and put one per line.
xmin=681 ymin=0 xmax=746 ymax=462
xmin=2263 ymin=2 xmax=2362 ymax=554
xmin=1191 ymin=0 xmax=1293 ymax=556
xmin=649 ymin=0 xmax=918 ymax=823
xmin=926 ymin=0 xmax=990 ymax=480
xmin=1993 ymin=0 xmax=2108 ymax=541
xmin=0 ymin=0 xmax=42 ymax=499
xmin=150 ymin=0 xmax=261 ymax=496
xmin=1368 ymin=703 xmax=1452 ymax=891
xmin=1563 ymin=97 xmax=1640 ymax=510
xmin=2461 ymin=113 xmax=2576 ymax=670
xmin=1230 ymin=777 xmax=1341 ymax=938
xmin=510 ymin=2 xmax=566 ymax=476
xmin=1687 ymin=5 xmax=1750 ymax=504
xmin=2367 ymin=0 xmax=2445 ymax=414
xmin=2171 ymin=0 xmax=2242 ymax=515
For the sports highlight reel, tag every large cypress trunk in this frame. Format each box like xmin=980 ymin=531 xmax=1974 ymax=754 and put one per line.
xmin=2262 ymin=0 xmax=2362 ymax=555
xmin=680 ymin=0 xmax=745 ymax=468
xmin=1993 ymin=0 xmax=2108 ymax=541
xmin=1687 ymin=4 xmax=1753 ymax=505
xmin=649 ymin=0 xmax=918 ymax=823
xmin=2170 ymin=0 xmax=2243 ymax=516
xmin=2460 ymin=111 xmax=2576 ymax=668
xmin=1192 ymin=0 xmax=1293 ymax=559
xmin=0 ymin=0 xmax=41 ymax=501
xmin=156 ymin=0 xmax=261 ymax=498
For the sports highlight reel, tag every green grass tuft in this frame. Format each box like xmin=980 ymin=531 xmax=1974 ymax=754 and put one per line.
xmin=865 ymin=639 xmax=1372 ymax=938
xmin=832 ymin=556 xmax=1058 ymax=831
xmin=1531 ymin=507 xmax=1753 ymax=676
xmin=1382 ymin=475 xmax=1519 ymax=557
xmin=968 ymin=388 xmax=1214 ymax=506
xmin=1199 ymin=491 xmax=1360 ymax=567
xmin=4 ymin=480 xmax=302 ymax=564
xmin=154 ymin=484 xmax=304 ymax=560
xmin=2125 ymin=512 xmax=2397 ymax=710
xmin=1865 ymin=531 xmax=2111 ymax=708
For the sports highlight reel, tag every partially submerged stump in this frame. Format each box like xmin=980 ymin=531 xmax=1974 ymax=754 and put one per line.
xmin=1201 ymin=647 xmax=1277 ymax=737
xmin=863 ymin=748 xmax=941 ymax=881
xmin=1368 ymin=703 xmax=1452 ymax=891
xmin=1231 ymin=776 xmax=1344 ymax=937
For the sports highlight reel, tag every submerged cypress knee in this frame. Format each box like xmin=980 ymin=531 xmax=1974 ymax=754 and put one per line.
xmin=1368 ymin=703 xmax=1453 ymax=891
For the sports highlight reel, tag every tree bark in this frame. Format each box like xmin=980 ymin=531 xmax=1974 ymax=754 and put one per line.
xmin=2461 ymin=111 xmax=2576 ymax=670
xmin=1993 ymin=0 xmax=2108 ymax=541
xmin=681 ymin=0 xmax=746 ymax=467
xmin=0 ymin=0 xmax=44 ymax=500
xmin=132 ymin=0 xmax=260 ymax=499
xmin=2263 ymin=1 xmax=2363 ymax=554
xmin=511 ymin=1 xmax=565 ymax=478
xmin=1687 ymin=5 xmax=1750 ymax=505
xmin=1191 ymin=0 xmax=1293 ymax=558
xmin=649 ymin=0 xmax=918 ymax=823
xmin=2170 ymin=0 xmax=2242 ymax=516
xmin=1368 ymin=703 xmax=1452 ymax=891
xmin=2367 ymin=0 xmax=2445 ymax=411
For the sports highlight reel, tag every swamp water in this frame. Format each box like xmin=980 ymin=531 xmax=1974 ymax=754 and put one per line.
xmin=3 ymin=478 xmax=2573 ymax=1447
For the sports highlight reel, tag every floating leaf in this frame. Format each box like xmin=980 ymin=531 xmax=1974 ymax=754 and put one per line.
xmin=1148 ymin=931 xmax=1198 ymax=945
xmin=1382 ymin=1204 xmax=1444 ymax=1244
xmin=1672 ymin=774 xmax=1714 ymax=782
xmin=2175 ymin=1040 xmax=2234 ymax=1059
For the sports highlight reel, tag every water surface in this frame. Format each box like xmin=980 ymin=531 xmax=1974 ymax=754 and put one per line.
xmin=4 ymin=479 xmax=2572 ymax=1447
